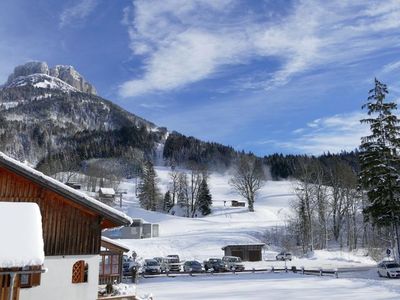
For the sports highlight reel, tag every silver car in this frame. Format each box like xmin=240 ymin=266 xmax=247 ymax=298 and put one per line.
xmin=276 ymin=252 xmax=292 ymax=261
xmin=377 ymin=261 xmax=400 ymax=278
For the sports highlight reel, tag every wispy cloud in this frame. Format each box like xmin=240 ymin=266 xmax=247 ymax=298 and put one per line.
xmin=265 ymin=112 xmax=369 ymax=155
xmin=59 ymin=0 xmax=98 ymax=28
xmin=119 ymin=0 xmax=400 ymax=98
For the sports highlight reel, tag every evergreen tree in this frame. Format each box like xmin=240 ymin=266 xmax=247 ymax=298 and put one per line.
xmin=163 ymin=190 xmax=173 ymax=212
xmin=197 ymin=178 xmax=212 ymax=216
xmin=138 ymin=161 xmax=161 ymax=211
xmin=359 ymin=78 xmax=400 ymax=259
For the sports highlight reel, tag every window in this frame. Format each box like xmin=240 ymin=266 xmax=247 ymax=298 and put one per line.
xmin=20 ymin=266 xmax=41 ymax=288
xmin=72 ymin=260 xmax=88 ymax=283
xmin=99 ymin=254 xmax=120 ymax=276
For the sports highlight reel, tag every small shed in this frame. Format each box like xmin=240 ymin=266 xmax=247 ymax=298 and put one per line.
xmin=231 ymin=200 xmax=246 ymax=207
xmin=98 ymin=188 xmax=116 ymax=204
xmin=65 ymin=182 xmax=81 ymax=190
xmin=222 ymin=243 xmax=265 ymax=261
xmin=99 ymin=237 xmax=130 ymax=285
xmin=102 ymin=219 xmax=159 ymax=239
xmin=0 ymin=203 xmax=45 ymax=300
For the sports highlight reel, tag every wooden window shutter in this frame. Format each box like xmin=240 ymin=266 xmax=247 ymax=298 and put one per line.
xmin=72 ymin=261 xmax=85 ymax=284
xmin=31 ymin=266 xmax=41 ymax=287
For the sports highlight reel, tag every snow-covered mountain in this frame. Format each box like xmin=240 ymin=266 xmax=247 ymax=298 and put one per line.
xmin=0 ymin=61 xmax=238 ymax=173
xmin=0 ymin=61 xmax=162 ymax=166
xmin=5 ymin=61 xmax=96 ymax=95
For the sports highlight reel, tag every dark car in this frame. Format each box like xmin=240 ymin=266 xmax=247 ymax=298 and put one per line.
xmin=203 ymin=258 xmax=228 ymax=272
xmin=183 ymin=260 xmax=203 ymax=273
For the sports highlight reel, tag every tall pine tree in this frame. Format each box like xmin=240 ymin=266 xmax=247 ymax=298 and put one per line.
xmin=163 ymin=190 xmax=173 ymax=212
xmin=197 ymin=178 xmax=212 ymax=216
xmin=359 ymin=78 xmax=400 ymax=259
xmin=138 ymin=161 xmax=161 ymax=211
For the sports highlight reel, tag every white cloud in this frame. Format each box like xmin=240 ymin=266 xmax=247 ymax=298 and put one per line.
xmin=120 ymin=0 xmax=400 ymax=98
xmin=270 ymin=112 xmax=369 ymax=154
xmin=59 ymin=0 xmax=98 ymax=28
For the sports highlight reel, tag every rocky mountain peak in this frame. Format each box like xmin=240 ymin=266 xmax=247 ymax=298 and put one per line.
xmin=5 ymin=61 xmax=96 ymax=95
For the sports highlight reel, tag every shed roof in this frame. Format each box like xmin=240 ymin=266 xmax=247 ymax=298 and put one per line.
xmin=99 ymin=187 xmax=116 ymax=195
xmin=0 ymin=202 xmax=45 ymax=268
xmin=0 ymin=152 xmax=132 ymax=228
xmin=222 ymin=243 xmax=266 ymax=250
xmin=101 ymin=236 xmax=130 ymax=252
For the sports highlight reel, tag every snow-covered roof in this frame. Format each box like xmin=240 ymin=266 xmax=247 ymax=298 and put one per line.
xmin=99 ymin=187 xmax=116 ymax=195
xmin=0 ymin=202 xmax=44 ymax=268
xmin=101 ymin=236 xmax=130 ymax=252
xmin=0 ymin=152 xmax=132 ymax=227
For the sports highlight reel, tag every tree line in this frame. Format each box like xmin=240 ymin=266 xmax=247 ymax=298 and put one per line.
xmin=137 ymin=161 xmax=213 ymax=217
xmin=285 ymin=79 xmax=400 ymax=261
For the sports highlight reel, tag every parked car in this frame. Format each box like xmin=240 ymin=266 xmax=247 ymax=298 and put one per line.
xmin=142 ymin=259 xmax=161 ymax=274
xmin=276 ymin=252 xmax=292 ymax=261
xmin=377 ymin=261 xmax=400 ymax=278
xmin=183 ymin=260 xmax=203 ymax=273
xmin=222 ymin=256 xmax=245 ymax=271
xmin=203 ymin=258 xmax=228 ymax=272
xmin=165 ymin=255 xmax=181 ymax=272
xmin=153 ymin=257 xmax=169 ymax=272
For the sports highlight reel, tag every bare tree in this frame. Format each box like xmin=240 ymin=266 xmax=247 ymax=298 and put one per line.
xmin=229 ymin=156 xmax=263 ymax=212
xmin=169 ymin=167 xmax=180 ymax=207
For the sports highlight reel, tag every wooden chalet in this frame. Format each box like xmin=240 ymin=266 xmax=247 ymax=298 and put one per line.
xmin=0 ymin=152 xmax=132 ymax=300
xmin=99 ymin=237 xmax=129 ymax=285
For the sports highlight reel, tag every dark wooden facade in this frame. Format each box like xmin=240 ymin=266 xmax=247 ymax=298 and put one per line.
xmin=0 ymin=158 xmax=130 ymax=256
xmin=0 ymin=154 xmax=131 ymax=300
xmin=0 ymin=271 xmax=20 ymax=300
xmin=0 ymin=266 xmax=42 ymax=300
xmin=222 ymin=244 xmax=265 ymax=261
xmin=0 ymin=167 xmax=101 ymax=255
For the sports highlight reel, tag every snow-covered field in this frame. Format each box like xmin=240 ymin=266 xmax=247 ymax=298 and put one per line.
xmin=136 ymin=273 xmax=400 ymax=300
xmin=116 ymin=167 xmax=375 ymax=269
xmin=106 ymin=166 xmax=400 ymax=299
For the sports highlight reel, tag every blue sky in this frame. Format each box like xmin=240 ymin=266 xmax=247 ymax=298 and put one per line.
xmin=1 ymin=0 xmax=400 ymax=156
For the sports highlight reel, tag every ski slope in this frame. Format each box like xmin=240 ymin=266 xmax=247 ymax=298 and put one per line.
xmin=116 ymin=167 xmax=376 ymax=269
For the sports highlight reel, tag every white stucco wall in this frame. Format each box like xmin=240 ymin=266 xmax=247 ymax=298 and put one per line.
xmin=20 ymin=255 xmax=99 ymax=300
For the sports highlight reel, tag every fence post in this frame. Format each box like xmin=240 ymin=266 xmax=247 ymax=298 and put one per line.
xmin=271 ymin=266 xmax=274 ymax=273
xmin=301 ymin=266 xmax=304 ymax=275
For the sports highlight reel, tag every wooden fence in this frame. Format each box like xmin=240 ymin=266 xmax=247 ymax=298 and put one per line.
xmin=123 ymin=266 xmax=340 ymax=282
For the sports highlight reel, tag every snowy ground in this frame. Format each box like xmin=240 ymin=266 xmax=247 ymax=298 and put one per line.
xmin=135 ymin=272 xmax=400 ymax=300
xmin=101 ymin=166 xmax=399 ymax=299
xmin=114 ymin=167 xmax=375 ymax=270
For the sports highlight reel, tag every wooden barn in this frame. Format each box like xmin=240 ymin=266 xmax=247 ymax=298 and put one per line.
xmin=222 ymin=244 xmax=265 ymax=261
xmin=231 ymin=200 xmax=246 ymax=207
xmin=99 ymin=237 xmax=129 ymax=285
xmin=0 ymin=152 xmax=132 ymax=300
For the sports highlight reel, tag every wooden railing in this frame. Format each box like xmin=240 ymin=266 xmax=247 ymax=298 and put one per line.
xmin=125 ymin=266 xmax=340 ymax=280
